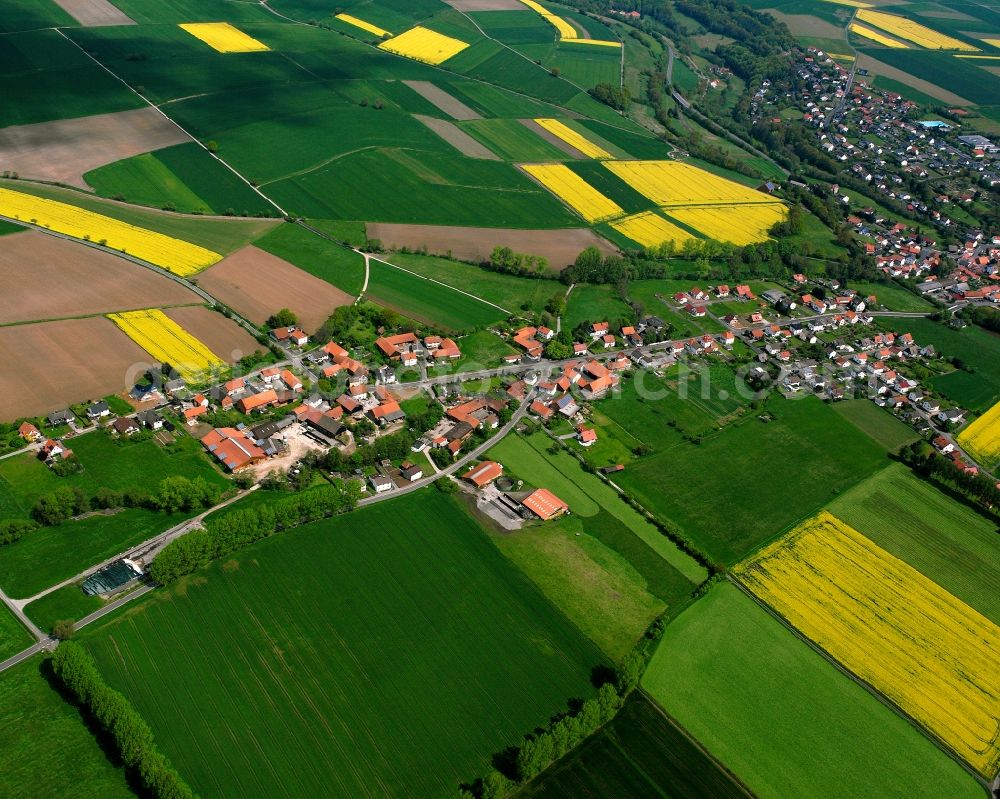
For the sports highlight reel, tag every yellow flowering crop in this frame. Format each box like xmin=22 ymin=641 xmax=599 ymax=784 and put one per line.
xmin=378 ymin=26 xmax=469 ymax=65
xmin=109 ymin=309 xmax=225 ymax=382
xmin=855 ymin=10 xmax=978 ymax=50
xmin=604 ymin=160 xmax=775 ymax=207
xmin=179 ymin=22 xmax=270 ymax=53
xmin=666 ymin=204 xmax=787 ymax=245
xmin=849 ymin=23 xmax=908 ymax=48
xmin=334 ymin=13 xmax=390 ymax=37
xmin=611 ymin=211 xmax=694 ymax=248
xmin=735 ymin=512 xmax=1000 ymax=777
xmin=564 ymin=38 xmax=621 ymax=47
xmin=521 ymin=163 xmax=623 ymax=223
xmin=981 ymin=38 xmax=1000 ymax=48
xmin=0 ymin=187 xmax=222 ymax=277
xmin=957 ymin=400 xmax=1000 ymax=467
xmin=955 ymin=53 xmax=1000 ymax=60
xmin=521 ymin=0 xmax=578 ymax=39
xmin=534 ymin=118 xmax=611 ymax=159
xmin=823 ymin=0 xmax=871 ymax=7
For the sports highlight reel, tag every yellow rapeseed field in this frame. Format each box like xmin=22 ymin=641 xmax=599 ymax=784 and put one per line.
xmin=956 ymin=400 xmax=1000 ymax=466
xmin=855 ymin=10 xmax=978 ymax=50
xmin=564 ymin=38 xmax=621 ymax=47
xmin=534 ymin=118 xmax=612 ymax=159
xmin=521 ymin=0 xmax=578 ymax=39
xmin=850 ymin=23 xmax=908 ymax=48
xmin=521 ymin=163 xmax=623 ymax=222
xmin=735 ymin=512 xmax=1000 ymax=777
xmin=334 ymin=13 xmax=390 ymax=38
xmin=955 ymin=53 xmax=1000 ymax=60
xmin=981 ymin=38 xmax=1000 ymax=48
xmin=378 ymin=26 xmax=469 ymax=65
xmin=667 ymin=204 xmax=787 ymax=245
xmin=179 ymin=22 xmax=270 ymax=53
xmin=108 ymin=309 xmax=225 ymax=382
xmin=0 ymin=187 xmax=222 ymax=277
xmin=604 ymin=160 xmax=775 ymax=207
xmin=611 ymin=211 xmax=694 ymax=248
xmin=823 ymin=0 xmax=871 ymax=7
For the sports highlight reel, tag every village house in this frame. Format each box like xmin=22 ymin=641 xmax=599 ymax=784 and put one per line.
xmin=202 ymin=427 xmax=266 ymax=471
xmin=463 ymin=460 xmax=503 ymax=488
xmin=521 ymin=488 xmax=569 ymax=521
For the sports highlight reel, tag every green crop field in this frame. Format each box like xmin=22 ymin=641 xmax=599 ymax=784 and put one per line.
xmin=576 ymin=120 xmax=674 ymax=160
xmin=642 ymin=582 xmax=984 ymax=799
xmin=545 ymin=45 xmax=622 ymax=90
xmin=827 ymin=462 xmax=1000 ymax=624
xmin=519 ymin=693 xmax=750 ymax=798
xmin=0 ymin=603 xmax=32 ymax=661
xmin=0 ymin=0 xmax=75 ymax=32
xmin=459 ymin=118 xmax=569 ymax=162
xmin=616 ymin=396 xmax=888 ymax=564
xmin=0 ymin=657 xmax=133 ymax=799
xmin=831 ymin=399 xmax=919 ymax=451
xmin=99 ymin=0 xmax=272 ymax=24
xmin=79 ymin=491 xmax=605 ymax=799
xmin=0 ymin=30 xmax=144 ymax=128
xmin=443 ymin=79 xmax=567 ymax=118
xmin=366 ymin=259 xmax=508 ymax=330
xmin=470 ymin=9 xmax=554 ymax=45
xmin=860 ymin=49 xmax=1000 ymax=105
xmin=254 ymin=223 xmax=366 ymax=297
xmin=388 ymin=252 xmax=564 ymax=312
xmin=84 ymin=143 xmax=275 ymax=217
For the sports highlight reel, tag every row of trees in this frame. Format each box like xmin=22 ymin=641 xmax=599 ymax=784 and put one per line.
xmin=487 ymin=246 xmax=551 ymax=276
xmin=149 ymin=482 xmax=360 ymax=584
xmin=901 ymin=443 xmax=1000 ymax=512
xmin=50 ymin=643 xmax=195 ymax=799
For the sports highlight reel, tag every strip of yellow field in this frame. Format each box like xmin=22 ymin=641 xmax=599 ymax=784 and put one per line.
xmin=521 ymin=163 xmax=623 ymax=223
xmin=605 ymin=160 xmax=777 ymax=207
xmin=735 ymin=512 xmax=1000 ymax=777
xmin=982 ymin=38 xmax=1000 ymax=48
xmin=955 ymin=54 xmax=1000 ymax=60
xmin=0 ymin=187 xmax=222 ymax=276
xmin=855 ymin=9 xmax=978 ymax=50
xmin=335 ymin=13 xmax=390 ymax=38
xmin=611 ymin=211 xmax=694 ymax=248
xmin=667 ymin=204 xmax=786 ymax=245
xmin=849 ymin=22 xmax=909 ymax=48
xmin=108 ymin=308 xmax=224 ymax=382
xmin=521 ymin=0 xmax=578 ymax=39
xmin=957 ymin=401 xmax=1000 ymax=466
xmin=179 ymin=22 xmax=269 ymax=53
xmin=378 ymin=26 xmax=469 ymax=65
xmin=564 ymin=38 xmax=621 ymax=47
xmin=823 ymin=0 xmax=871 ymax=7
xmin=534 ymin=118 xmax=611 ymax=159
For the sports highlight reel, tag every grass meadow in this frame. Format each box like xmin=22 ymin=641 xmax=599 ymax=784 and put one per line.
xmin=25 ymin=583 xmax=105 ymax=632
xmin=615 ymin=395 xmax=887 ymax=564
xmin=642 ymin=582 xmax=985 ymax=799
xmin=0 ymin=603 xmax=32 ymax=661
xmin=563 ymin=284 xmax=632 ymax=330
xmin=828 ymin=462 xmax=1000 ymax=624
xmin=79 ymin=491 xmax=604 ymax=799
xmin=830 ymin=399 xmax=919 ymax=452
xmin=851 ymin=280 xmax=933 ymax=313
xmin=254 ymin=222 xmax=366 ymax=297
xmin=0 ymin=657 xmax=133 ymax=799
xmin=518 ymin=694 xmax=751 ymax=798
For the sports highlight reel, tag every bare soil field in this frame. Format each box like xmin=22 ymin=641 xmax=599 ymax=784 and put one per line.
xmin=163 ymin=305 xmax=263 ymax=363
xmin=0 ymin=317 xmax=151 ymax=419
xmin=413 ymin=115 xmax=500 ymax=160
xmin=444 ymin=0 xmax=525 ymax=10
xmin=366 ymin=222 xmax=616 ymax=268
xmin=519 ymin=119 xmax=587 ymax=159
xmin=52 ymin=0 xmax=134 ymax=26
xmin=196 ymin=245 xmax=353 ymax=332
xmin=0 ymin=230 xmax=198 ymax=324
xmin=855 ymin=53 xmax=973 ymax=105
xmin=401 ymin=81 xmax=481 ymax=120
xmin=0 ymin=108 xmax=186 ymax=188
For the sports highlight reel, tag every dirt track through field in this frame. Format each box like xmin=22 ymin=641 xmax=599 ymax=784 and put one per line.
xmin=413 ymin=115 xmax=500 ymax=160
xmin=518 ymin=119 xmax=588 ymax=159
xmin=0 ymin=108 xmax=186 ymax=189
xmin=366 ymin=222 xmax=616 ymax=268
xmin=52 ymin=0 xmax=134 ymax=26
xmin=0 ymin=231 xmax=199 ymax=324
xmin=0 ymin=317 xmax=152 ymax=419
xmin=402 ymin=81 xmax=481 ymax=120
xmin=163 ymin=305 xmax=263 ymax=364
xmin=197 ymin=245 xmax=353 ymax=332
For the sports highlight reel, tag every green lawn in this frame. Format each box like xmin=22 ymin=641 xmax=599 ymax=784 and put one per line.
xmin=254 ymin=222 xmax=366 ymax=297
xmin=642 ymin=582 xmax=984 ymax=799
xmin=388 ymin=252 xmax=564 ymax=313
xmin=366 ymin=259 xmax=508 ymax=331
xmin=831 ymin=399 xmax=919 ymax=452
xmin=616 ymin=396 xmax=888 ymax=564
xmin=564 ymin=284 xmax=632 ymax=331
xmin=79 ymin=491 xmax=604 ymax=799
xmin=0 ymin=603 xmax=32 ymax=661
xmin=441 ymin=330 xmax=519 ymax=372
xmin=827 ymin=462 xmax=1000 ymax=624
xmin=24 ymin=583 xmax=105 ymax=633
xmin=0 ymin=657 xmax=133 ymax=799
xmin=519 ymin=694 xmax=751 ymax=798
xmin=850 ymin=280 xmax=933 ymax=312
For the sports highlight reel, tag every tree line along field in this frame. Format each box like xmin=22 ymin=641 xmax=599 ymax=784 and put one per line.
xmin=518 ymin=694 xmax=751 ymax=799
xmin=77 ymin=490 xmax=605 ymax=799
xmin=642 ymin=582 xmax=985 ymax=799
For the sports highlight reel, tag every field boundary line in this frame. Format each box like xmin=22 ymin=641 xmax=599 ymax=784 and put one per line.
xmin=0 ymin=302 xmax=206 ymax=329
xmin=367 ymin=254 xmax=513 ymax=315
xmin=727 ymin=575 xmax=991 ymax=789
xmin=52 ymin=28 xmax=288 ymax=217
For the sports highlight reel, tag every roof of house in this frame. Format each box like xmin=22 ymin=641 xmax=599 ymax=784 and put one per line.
xmin=376 ymin=332 xmax=420 ymax=357
xmin=201 ymin=427 xmax=265 ymax=470
xmin=463 ymin=460 xmax=503 ymax=487
xmin=238 ymin=389 xmax=278 ymax=413
xmin=522 ymin=488 xmax=569 ymax=521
